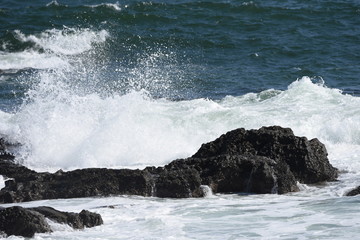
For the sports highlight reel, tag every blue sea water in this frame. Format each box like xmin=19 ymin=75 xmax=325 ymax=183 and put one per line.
xmin=0 ymin=0 xmax=360 ymax=239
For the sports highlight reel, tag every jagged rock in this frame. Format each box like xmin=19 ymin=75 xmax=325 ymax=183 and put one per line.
xmin=0 ymin=206 xmax=103 ymax=238
xmin=0 ymin=206 xmax=51 ymax=238
xmin=0 ymin=126 xmax=338 ymax=202
xmin=346 ymin=186 xmax=360 ymax=196
xmin=193 ymin=126 xmax=338 ymax=184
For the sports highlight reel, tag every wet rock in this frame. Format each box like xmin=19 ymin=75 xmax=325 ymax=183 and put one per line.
xmin=0 ymin=206 xmax=103 ymax=238
xmin=79 ymin=209 xmax=104 ymax=228
xmin=346 ymin=186 xmax=360 ymax=196
xmin=30 ymin=206 xmax=103 ymax=229
xmin=0 ymin=206 xmax=51 ymax=238
xmin=193 ymin=126 xmax=338 ymax=184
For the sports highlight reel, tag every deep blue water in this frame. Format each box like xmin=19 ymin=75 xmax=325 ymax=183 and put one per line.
xmin=0 ymin=0 xmax=360 ymax=109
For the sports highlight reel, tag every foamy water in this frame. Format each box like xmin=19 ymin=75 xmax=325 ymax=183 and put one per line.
xmin=0 ymin=191 xmax=359 ymax=240
xmin=2 ymin=76 xmax=359 ymax=174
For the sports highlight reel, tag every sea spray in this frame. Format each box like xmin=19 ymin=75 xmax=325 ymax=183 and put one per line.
xmin=3 ymin=76 xmax=359 ymax=174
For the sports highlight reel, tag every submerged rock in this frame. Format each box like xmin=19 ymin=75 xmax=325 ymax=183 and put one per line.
xmin=0 ymin=126 xmax=338 ymax=202
xmin=30 ymin=206 xmax=103 ymax=229
xmin=0 ymin=206 xmax=103 ymax=238
xmin=346 ymin=186 xmax=360 ymax=196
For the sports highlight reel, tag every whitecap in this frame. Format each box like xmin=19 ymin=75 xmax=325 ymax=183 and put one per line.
xmin=85 ymin=2 xmax=122 ymax=11
xmin=14 ymin=28 xmax=109 ymax=55
xmin=0 ymin=28 xmax=109 ymax=71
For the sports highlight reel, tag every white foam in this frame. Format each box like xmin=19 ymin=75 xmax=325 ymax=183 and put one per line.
xmin=2 ymin=76 xmax=358 ymax=174
xmin=4 ymin=193 xmax=359 ymax=240
xmin=0 ymin=50 xmax=69 ymax=71
xmin=46 ymin=218 xmax=74 ymax=232
xmin=0 ymin=175 xmax=5 ymax=189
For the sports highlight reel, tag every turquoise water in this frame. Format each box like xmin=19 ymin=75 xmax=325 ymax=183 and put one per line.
xmin=1 ymin=1 xmax=360 ymax=239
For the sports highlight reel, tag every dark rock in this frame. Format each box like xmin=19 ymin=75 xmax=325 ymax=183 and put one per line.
xmin=154 ymin=167 xmax=203 ymax=198
xmin=0 ymin=206 xmax=103 ymax=238
xmin=0 ymin=206 xmax=51 ymax=238
xmin=79 ymin=210 xmax=104 ymax=228
xmin=165 ymin=154 xmax=298 ymax=194
xmin=0 ymin=159 xmax=38 ymax=182
xmin=193 ymin=126 xmax=338 ymax=184
xmin=346 ymin=186 xmax=360 ymax=196
xmin=30 ymin=206 xmax=103 ymax=229
xmin=0 ymin=167 xmax=154 ymax=203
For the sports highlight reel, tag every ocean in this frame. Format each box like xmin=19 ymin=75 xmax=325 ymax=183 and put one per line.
xmin=0 ymin=0 xmax=360 ymax=239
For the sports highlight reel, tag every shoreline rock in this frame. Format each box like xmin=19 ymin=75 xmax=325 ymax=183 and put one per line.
xmin=0 ymin=126 xmax=338 ymax=203
xmin=0 ymin=206 xmax=103 ymax=238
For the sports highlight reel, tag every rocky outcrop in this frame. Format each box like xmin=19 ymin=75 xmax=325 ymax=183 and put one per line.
xmin=193 ymin=126 xmax=338 ymax=184
xmin=0 ymin=165 xmax=155 ymax=203
xmin=0 ymin=206 xmax=103 ymax=238
xmin=0 ymin=126 xmax=338 ymax=202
